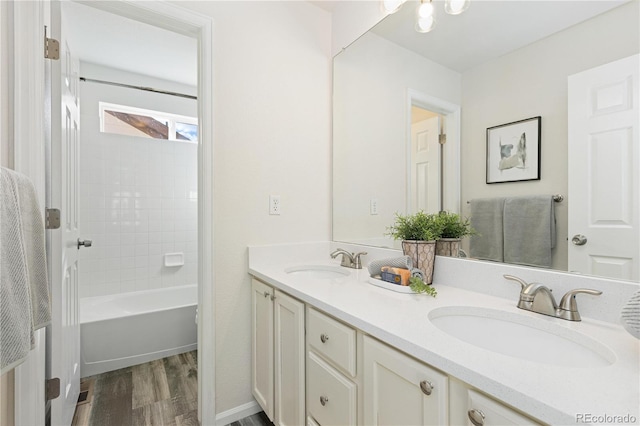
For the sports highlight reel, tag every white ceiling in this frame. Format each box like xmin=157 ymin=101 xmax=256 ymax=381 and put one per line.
xmin=61 ymin=1 xmax=628 ymax=84
xmin=62 ymin=2 xmax=197 ymax=87
xmin=372 ymin=0 xmax=629 ymax=72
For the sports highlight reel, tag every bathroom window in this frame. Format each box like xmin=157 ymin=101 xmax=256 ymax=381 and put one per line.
xmin=99 ymin=102 xmax=198 ymax=142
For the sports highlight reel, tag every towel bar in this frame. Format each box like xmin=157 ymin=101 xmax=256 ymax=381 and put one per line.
xmin=467 ymin=194 xmax=563 ymax=204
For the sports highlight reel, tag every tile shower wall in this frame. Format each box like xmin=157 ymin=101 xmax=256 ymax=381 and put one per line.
xmin=78 ymin=63 xmax=198 ymax=298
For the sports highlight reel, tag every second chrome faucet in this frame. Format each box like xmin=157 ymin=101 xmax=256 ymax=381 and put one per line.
xmin=330 ymin=248 xmax=367 ymax=269
xmin=504 ymin=274 xmax=602 ymax=321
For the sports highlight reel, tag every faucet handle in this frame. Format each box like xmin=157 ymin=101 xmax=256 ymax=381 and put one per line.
xmin=353 ymin=252 xmax=368 ymax=269
xmin=503 ymin=274 xmax=528 ymax=291
xmin=558 ymin=288 xmax=602 ymax=312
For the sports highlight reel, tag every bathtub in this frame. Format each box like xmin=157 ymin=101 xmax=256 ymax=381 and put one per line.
xmin=80 ymin=284 xmax=197 ymax=377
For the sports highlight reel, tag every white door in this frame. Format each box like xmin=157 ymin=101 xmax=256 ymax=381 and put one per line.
xmin=568 ymin=54 xmax=639 ymax=281
xmin=363 ymin=335 xmax=448 ymax=426
xmin=411 ymin=116 xmax=440 ymax=213
xmin=48 ymin=3 xmax=82 ymax=424
xmin=251 ymin=278 xmax=275 ymax=421
xmin=273 ymin=290 xmax=305 ymax=426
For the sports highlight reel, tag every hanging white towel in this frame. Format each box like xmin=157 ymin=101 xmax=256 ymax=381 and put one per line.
xmin=1 ymin=167 xmax=51 ymax=374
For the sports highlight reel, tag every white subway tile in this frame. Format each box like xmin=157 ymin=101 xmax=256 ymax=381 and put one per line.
xmin=121 ymin=268 xmax=136 ymax=281
xmin=120 ymin=233 xmax=135 ymax=245
xmin=135 ymin=244 xmax=148 ymax=257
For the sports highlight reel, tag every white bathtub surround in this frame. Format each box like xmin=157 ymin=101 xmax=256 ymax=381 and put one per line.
xmin=248 ymin=241 xmax=640 ymax=426
xmin=78 ymin=64 xmax=198 ymax=298
xmin=79 ymin=284 xmax=197 ymax=377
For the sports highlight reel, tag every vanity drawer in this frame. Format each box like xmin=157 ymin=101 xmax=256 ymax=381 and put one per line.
xmin=307 ymin=307 xmax=356 ymax=377
xmin=307 ymin=351 xmax=357 ymax=426
xmin=467 ymin=389 xmax=540 ymax=426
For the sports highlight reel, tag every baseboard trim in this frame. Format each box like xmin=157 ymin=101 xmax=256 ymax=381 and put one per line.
xmin=215 ymin=400 xmax=262 ymax=426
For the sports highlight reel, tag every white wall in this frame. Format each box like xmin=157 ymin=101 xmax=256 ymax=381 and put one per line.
xmin=331 ymin=0 xmax=385 ymax=56
xmin=0 ymin=0 xmax=12 ymax=169
xmin=78 ymin=63 xmax=198 ymax=298
xmin=333 ymin=31 xmax=461 ymax=245
xmin=172 ymin=1 xmax=332 ymax=415
xmin=460 ymin=1 xmax=639 ymax=270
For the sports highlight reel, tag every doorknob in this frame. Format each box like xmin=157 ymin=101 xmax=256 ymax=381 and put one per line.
xmin=571 ymin=234 xmax=587 ymax=246
xmin=77 ymin=239 xmax=93 ymax=249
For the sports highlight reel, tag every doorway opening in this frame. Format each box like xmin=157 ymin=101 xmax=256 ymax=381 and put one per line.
xmin=409 ymin=105 xmax=444 ymax=214
xmin=406 ymin=89 xmax=461 ymax=215
xmin=46 ymin=2 xmax=215 ymax=425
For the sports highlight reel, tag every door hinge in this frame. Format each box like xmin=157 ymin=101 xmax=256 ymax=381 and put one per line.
xmin=44 ymin=26 xmax=60 ymax=60
xmin=45 ymin=208 xmax=61 ymax=230
xmin=438 ymin=134 xmax=447 ymax=145
xmin=45 ymin=378 xmax=60 ymax=401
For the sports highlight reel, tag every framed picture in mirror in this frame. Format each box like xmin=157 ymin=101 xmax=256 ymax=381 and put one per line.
xmin=486 ymin=116 xmax=541 ymax=184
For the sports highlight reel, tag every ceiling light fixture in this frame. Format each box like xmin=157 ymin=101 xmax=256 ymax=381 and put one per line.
xmin=383 ymin=0 xmax=407 ymax=14
xmin=444 ymin=0 xmax=470 ymax=15
xmin=415 ymin=0 xmax=436 ymax=33
xmin=383 ymin=0 xmax=470 ymax=33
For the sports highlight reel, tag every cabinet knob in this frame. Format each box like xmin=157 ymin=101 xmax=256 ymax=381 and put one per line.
xmin=320 ymin=333 xmax=329 ymax=343
xmin=263 ymin=291 xmax=270 ymax=298
xmin=468 ymin=408 xmax=485 ymax=426
xmin=320 ymin=395 xmax=329 ymax=406
xmin=419 ymin=380 xmax=433 ymax=396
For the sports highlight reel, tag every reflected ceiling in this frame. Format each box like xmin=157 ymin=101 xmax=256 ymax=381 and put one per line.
xmin=372 ymin=0 xmax=628 ymax=72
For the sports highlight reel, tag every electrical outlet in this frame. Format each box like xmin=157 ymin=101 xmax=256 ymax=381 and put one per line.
xmin=269 ymin=195 xmax=281 ymax=215
xmin=370 ymin=198 xmax=378 ymax=215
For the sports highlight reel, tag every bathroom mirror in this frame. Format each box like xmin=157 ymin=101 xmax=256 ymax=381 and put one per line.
xmin=332 ymin=0 xmax=639 ymax=281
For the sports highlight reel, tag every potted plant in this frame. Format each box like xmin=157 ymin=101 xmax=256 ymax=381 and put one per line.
xmin=387 ymin=211 xmax=442 ymax=284
xmin=432 ymin=211 xmax=475 ymax=257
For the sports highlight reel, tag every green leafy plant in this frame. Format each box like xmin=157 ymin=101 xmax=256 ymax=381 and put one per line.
xmin=386 ymin=211 xmax=442 ymax=241
xmin=409 ymin=276 xmax=437 ymax=297
xmin=432 ymin=211 xmax=475 ymax=239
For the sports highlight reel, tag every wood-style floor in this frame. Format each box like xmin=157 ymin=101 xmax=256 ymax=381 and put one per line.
xmin=71 ymin=351 xmax=199 ymax=426
xmin=227 ymin=412 xmax=272 ymax=426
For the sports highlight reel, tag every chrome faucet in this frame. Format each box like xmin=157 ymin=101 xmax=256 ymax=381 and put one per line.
xmin=330 ymin=248 xmax=367 ymax=269
xmin=504 ymin=275 xmax=602 ymax=321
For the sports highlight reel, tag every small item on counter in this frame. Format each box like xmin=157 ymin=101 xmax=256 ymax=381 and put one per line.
xmin=380 ymin=266 xmax=411 ymax=286
xmin=410 ymin=268 xmax=425 ymax=281
xmin=409 ymin=276 xmax=437 ymax=297
xmin=621 ymin=289 xmax=640 ymax=339
xmin=367 ymin=256 xmax=413 ymax=277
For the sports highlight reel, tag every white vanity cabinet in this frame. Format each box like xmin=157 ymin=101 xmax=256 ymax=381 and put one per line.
xmin=251 ymin=278 xmax=543 ymax=426
xmin=251 ymin=278 xmax=305 ymax=426
xmin=306 ymin=307 xmax=358 ymax=426
xmin=363 ymin=335 xmax=449 ymax=426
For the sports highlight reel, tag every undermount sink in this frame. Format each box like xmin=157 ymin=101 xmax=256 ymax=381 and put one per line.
xmin=284 ymin=265 xmax=350 ymax=280
xmin=429 ymin=306 xmax=616 ymax=368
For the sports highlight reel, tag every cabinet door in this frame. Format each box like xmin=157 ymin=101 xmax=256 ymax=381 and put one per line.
xmin=363 ymin=336 xmax=448 ymax=426
xmin=274 ymin=290 xmax=305 ymax=426
xmin=251 ymin=279 xmax=274 ymax=421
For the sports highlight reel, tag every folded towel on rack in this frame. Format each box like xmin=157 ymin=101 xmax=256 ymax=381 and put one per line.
xmin=1 ymin=167 xmax=51 ymax=374
xmin=469 ymin=198 xmax=506 ymax=262
xmin=503 ymin=195 xmax=556 ymax=268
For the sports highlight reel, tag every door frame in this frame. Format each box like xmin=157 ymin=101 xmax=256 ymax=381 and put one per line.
xmin=406 ymin=89 xmax=461 ymax=214
xmin=78 ymin=3 xmax=216 ymax=423
xmin=14 ymin=1 xmax=215 ymax=424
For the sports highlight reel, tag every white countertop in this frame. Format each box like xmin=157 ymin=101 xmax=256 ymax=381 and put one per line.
xmin=248 ymin=242 xmax=640 ymax=426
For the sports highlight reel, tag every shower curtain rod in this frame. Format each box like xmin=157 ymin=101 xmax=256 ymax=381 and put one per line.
xmin=79 ymin=77 xmax=197 ymax=100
